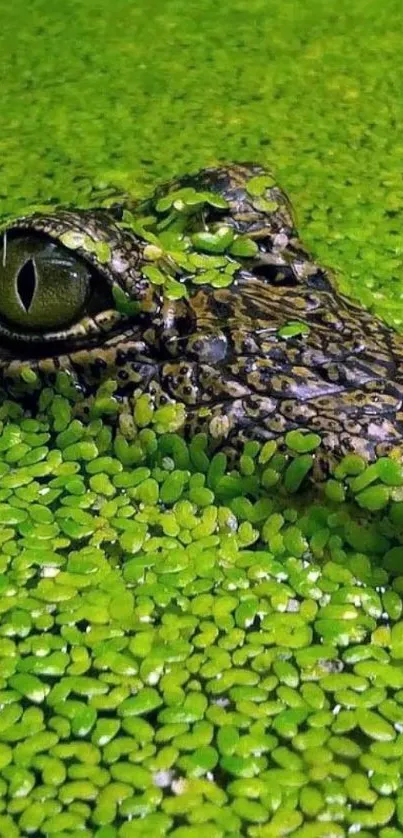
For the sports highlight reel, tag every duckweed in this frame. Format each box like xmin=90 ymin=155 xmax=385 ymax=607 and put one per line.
xmin=0 ymin=380 xmax=403 ymax=834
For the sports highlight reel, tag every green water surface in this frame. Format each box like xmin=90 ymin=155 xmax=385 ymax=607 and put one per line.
xmin=1 ymin=0 xmax=403 ymax=322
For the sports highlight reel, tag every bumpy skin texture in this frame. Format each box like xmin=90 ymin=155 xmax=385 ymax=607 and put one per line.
xmin=1 ymin=163 xmax=403 ymax=478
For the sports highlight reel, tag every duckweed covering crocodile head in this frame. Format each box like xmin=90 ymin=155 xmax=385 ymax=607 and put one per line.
xmin=2 ymin=163 xmax=403 ymax=480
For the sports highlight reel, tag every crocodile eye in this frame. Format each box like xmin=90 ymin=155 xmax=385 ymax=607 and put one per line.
xmin=0 ymin=235 xmax=92 ymax=331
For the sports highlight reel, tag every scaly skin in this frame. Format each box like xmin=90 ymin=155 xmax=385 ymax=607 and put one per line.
xmin=1 ymin=163 xmax=403 ymax=479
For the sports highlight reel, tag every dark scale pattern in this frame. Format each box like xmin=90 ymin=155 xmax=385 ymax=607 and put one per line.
xmin=1 ymin=163 xmax=403 ymax=478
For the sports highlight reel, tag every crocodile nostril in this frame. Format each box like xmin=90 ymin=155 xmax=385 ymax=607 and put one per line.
xmin=17 ymin=258 xmax=37 ymax=312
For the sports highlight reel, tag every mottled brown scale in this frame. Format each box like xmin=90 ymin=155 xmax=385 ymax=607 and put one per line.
xmin=1 ymin=162 xmax=403 ymax=478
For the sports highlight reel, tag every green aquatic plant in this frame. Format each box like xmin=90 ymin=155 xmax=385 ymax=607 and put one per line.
xmin=0 ymin=372 xmax=402 ymax=835
xmin=118 ymin=184 xmax=258 ymax=300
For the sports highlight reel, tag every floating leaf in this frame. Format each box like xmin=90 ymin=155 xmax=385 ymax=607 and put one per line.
xmin=156 ymin=187 xmax=229 ymax=214
xmin=192 ymin=226 xmax=234 ymax=254
xmin=156 ymin=210 xmax=187 ymax=234
xmin=192 ymin=273 xmax=212 ymax=285
xmin=246 ymin=174 xmax=276 ymax=197
xmin=211 ymin=272 xmax=235 ymax=288
xmin=224 ymin=261 xmax=238 ymax=275
xmin=155 ymin=195 xmax=176 ymax=213
xmin=252 ymin=197 xmax=279 ymax=213
xmin=20 ymin=367 xmax=39 ymax=385
xmin=189 ymin=253 xmax=227 ymax=269
xmin=191 ymin=269 xmax=234 ymax=288
xmin=112 ymin=285 xmax=140 ymax=315
xmin=278 ymin=321 xmax=310 ymax=339
xmin=284 ymin=454 xmax=314 ymax=492
xmin=60 ymin=231 xmax=87 ymax=250
xmin=230 ymin=237 xmax=259 ymax=257
xmin=167 ymin=251 xmax=194 ymax=270
xmin=173 ymin=194 xmax=206 ymax=212
xmin=158 ymin=231 xmax=188 ymax=251
xmin=93 ymin=241 xmax=111 ymax=264
xmin=156 ymin=188 xmax=197 ymax=213
xmin=142 ymin=265 xmax=166 ymax=285
xmin=120 ymin=213 xmax=158 ymax=241
xmin=286 ymin=430 xmax=322 ymax=453
xmin=165 ymin=277 xmax=188 ymax=299
xmin=143 ymin=244 xmax=164 ymax=261
xmin=202 ymin=191 xmax=229 ymax=209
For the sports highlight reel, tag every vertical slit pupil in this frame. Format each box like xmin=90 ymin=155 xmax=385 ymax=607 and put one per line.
xmin=17 ymin=259 xmax=37 ymax=312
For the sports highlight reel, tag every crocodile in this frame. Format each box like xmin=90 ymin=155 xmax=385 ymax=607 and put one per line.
xmin=0 ymin=163 xmax=402 ymax=478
